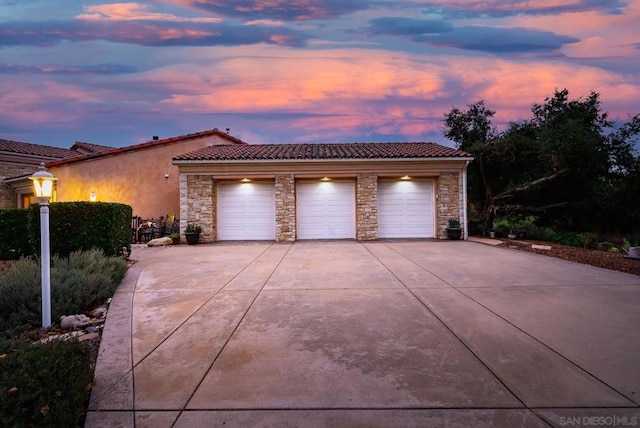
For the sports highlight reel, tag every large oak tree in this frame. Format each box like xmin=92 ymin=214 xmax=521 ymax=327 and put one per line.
xmin=443 ymin=89 xmax=639 ymax=233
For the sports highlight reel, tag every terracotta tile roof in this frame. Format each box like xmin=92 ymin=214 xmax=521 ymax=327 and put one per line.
xmin=45 ymin=128 xmax=247 ymax=168
xmin=0 ymin=138 xmax=79 ymax=159
xmin=174 ymin=142 xmax=472 ymax=162
xmin=70 ymin=141 xmax=115 ymax=154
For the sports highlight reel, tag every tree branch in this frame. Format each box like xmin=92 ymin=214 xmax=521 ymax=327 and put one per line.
xmin=498 ymin=201 xmax=570 ymax=212
xmin=493 ymin=169 xmax=569 ymax=201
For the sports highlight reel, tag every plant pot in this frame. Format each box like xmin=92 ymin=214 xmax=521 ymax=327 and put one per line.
xmin=185 ymin=233 xmax=200 ymax=245
xmin=447 ymin=228 xmax=462 ymax=240
xmin=171 ymin=237 xmax=180 ymax=245
xmin=489 ymin=231 xmax=496 ymax=238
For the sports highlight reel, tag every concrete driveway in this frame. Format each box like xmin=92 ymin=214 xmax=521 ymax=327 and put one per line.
xmin=85 ymin=240 xmax=640 ymax=428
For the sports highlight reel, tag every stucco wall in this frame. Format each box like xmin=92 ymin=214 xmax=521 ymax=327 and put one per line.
xmin=51 ymin=135 xmax=233 ymax=220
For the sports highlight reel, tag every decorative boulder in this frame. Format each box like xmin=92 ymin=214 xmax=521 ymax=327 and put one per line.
xmin=60 ymin=314 xmax=91 ymax=330
xmin=147 ymin=237 xmax=172 ymax=247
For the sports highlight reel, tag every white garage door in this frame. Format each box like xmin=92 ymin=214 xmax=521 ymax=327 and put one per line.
xmin=378 ymin=180 xmax=435 ymax=238
xmin=218 ymin=181 xmax=275 ymax=240
xmin=297 ymin=180 xmax=355 ymax=239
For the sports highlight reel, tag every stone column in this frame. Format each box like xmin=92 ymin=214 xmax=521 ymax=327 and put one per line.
xmin=356 ymin=172 xmax=378 ymax=241
xmin=275 ymin=174 xmax=296 ymax=242
xmin=436 ymin=172 xmax=462 ymax=239
xmin=184 ymin=175 xmax=215 ymax=243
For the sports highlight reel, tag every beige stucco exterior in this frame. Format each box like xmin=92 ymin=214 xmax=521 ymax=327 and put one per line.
xmin=175 ymin=157 xmax=471 ymax=242
xmin=48 ymin=133 xmax=243 ymax=219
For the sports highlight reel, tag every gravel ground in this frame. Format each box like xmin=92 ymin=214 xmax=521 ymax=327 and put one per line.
xmin=499 ymin=239 xmax=640 ymax=277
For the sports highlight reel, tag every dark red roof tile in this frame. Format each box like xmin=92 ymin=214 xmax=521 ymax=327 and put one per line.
xmin=0 ymin=138 xmax=79 ymax=159
xmin=45 ymin=128 xmax=247 ymax=168
xmin=174 ymin=142 xmax=472 ymax=162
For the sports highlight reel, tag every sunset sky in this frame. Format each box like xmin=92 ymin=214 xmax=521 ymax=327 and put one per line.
xmin=1 ymin=0 xmax=638 ymax=148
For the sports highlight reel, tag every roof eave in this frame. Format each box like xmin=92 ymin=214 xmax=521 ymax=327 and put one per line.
xmin=172 ymin=156 xmax=474 ymax=165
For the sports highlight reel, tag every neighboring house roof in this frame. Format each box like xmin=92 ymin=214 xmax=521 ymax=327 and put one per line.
xmin=0 ymin=138 xmax=79 ymax=160
xmin=45 ymin=128 xmax=247 ymax=168
xmin=173 ymin=142 xmax=472 ymax=162
xmin=70 ymin=141 xmax=115 ymax=155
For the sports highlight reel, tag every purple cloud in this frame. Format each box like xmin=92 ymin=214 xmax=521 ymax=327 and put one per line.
xmin=420 ymin=0 xmax=628 ymax=18
xmin=415 ymin=26 xmax=580 ymax=54
xmin=0 ymin=63 xmax=137 ymax=75
xmin=367 ymin=17 xmax=453 ymax=36
xmin=0 ymin=20 xmax=308 ymax=47
xmin=167 ymin=0 xmax=371 ymax=21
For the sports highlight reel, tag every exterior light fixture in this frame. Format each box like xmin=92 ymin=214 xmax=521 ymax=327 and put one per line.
xmin=29 ymin=162 xmax=57 ymax=328
xmin=89 ymin=192 xmax=97 ymax=202
xmin=241 ymin=178 xmax=251 ymax=182
xmin=321 ymin=177 xmax=331 ymax=181
xmin=401 ymin=175 xmax=411 ymax=180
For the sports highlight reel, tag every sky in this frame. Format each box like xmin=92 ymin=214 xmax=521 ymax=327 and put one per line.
xmin=0 ymin=1 xmax=639 ymax=149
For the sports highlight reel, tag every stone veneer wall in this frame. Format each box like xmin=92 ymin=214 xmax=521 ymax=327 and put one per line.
xmin=436 ymin=172 xmax=462 ymax=239
xmin=182 ymin=175 xmax=215 ymax=243
xmin=356 ymin=172 xmax=378 ymax=241
xmin=275 ymin=174 xmax=296 ymax=242
xmin=0 ymin=164 xmax=37 ymax=209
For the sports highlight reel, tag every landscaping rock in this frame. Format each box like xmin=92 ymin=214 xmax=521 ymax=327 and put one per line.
xmin=78 ymin=332 xmax=99 ymax=342
xmin=147 ymin=237 xmax=172 ymax=247
xmin=59 ymin=314 xmax=91 ymax=331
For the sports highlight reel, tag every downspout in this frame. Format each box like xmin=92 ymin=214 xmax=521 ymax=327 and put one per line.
xmin=462 ymin=160 xmax=470 ymax=240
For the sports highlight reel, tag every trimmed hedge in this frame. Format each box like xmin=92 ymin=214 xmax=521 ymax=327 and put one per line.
xmin=29 ymin=201 xmax=132 ymax=258
xmin=0 ymin=209 xmax=31 ymax=260
xmin=0 ymin=202 xmax=132 ymax=260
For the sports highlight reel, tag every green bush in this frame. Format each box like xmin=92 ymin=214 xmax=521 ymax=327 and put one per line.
xmin=29 ymin=202 xmax=132 ymax=258
xmin=0 ymin=339 xmax=93 ymax=427
xmin=551 ymin=231 xmax=583 ymax=247
xmin=0 ymin=209 xmax=32 ymax=260
xmin=0 ymin=249 xmax=127 ymax=338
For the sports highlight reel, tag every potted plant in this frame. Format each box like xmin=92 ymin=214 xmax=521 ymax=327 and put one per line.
xmin=169 ymin=232 xmax=180 ymax=245
xmin=184 ymin=223 xmax=203 ymax=245
xmin=446 ymin=218 xmax=463 ymax=240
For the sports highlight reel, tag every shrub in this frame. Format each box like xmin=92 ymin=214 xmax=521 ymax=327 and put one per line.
xmin=0 ymin=249 xmax=127 ymax=338
xmin=0 ymin=339 xmax=93 ymax=427
xmin=29 ymin=202 xmax=132 ymax=258
xmin=551 ymin=231 xmax=583 ymax=247
xmin=0 ymin=209 xmax=32 ymax=259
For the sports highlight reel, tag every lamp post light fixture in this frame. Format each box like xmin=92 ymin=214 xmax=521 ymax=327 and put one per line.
xmin=29 ymin=162 xmax=57 ymax=328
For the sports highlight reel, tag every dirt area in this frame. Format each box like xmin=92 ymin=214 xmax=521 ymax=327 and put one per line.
xmin=499 ymin=239 xmax=640 ymax=277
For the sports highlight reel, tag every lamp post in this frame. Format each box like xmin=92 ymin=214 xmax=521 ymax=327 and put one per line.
xmin=29 ymin=162 xmax=57 ymax=328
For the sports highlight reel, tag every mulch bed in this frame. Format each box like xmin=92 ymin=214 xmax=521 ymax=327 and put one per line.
xmin=498 ymin=239 xmax=640 ymax=276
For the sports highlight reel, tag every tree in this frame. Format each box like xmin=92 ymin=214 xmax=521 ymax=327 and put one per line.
xmin=443 ymin=89 xmax=639 ymax=233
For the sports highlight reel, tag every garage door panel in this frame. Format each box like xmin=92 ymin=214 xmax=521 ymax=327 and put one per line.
xmin=218 ymin=182 xmax=275 ymax=240
xmin=378 ymin=180 xmax=434 ymax=238
xmin=297 ymin=181 xmax=355 ymax=240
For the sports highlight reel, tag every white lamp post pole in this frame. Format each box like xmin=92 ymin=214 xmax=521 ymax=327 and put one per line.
xmin=29 ymin=162 xmax=56 ymax=328
xmin=39 ymin=199 xmax=51 ymax=328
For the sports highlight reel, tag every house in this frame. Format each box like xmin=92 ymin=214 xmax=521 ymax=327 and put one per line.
xmin=172 ymin=142 xmax=473 ymax=242
xmin=0 ymin=139 xmax=88 ymax=209
xmin=1 ymin=129 xmax=247 ymax=220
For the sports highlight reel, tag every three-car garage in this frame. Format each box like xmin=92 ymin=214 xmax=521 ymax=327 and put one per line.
xmin=216 ymin=178 xmax=435 ymax=240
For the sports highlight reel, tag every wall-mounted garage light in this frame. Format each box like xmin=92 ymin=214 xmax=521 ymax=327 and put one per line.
xmin=401 ymin=175 xmax=412 ymax=180
xmin=321 ymin=177 xmax=331 ymax=181
xmin=241 ymin=178 xmax=251 ymax=182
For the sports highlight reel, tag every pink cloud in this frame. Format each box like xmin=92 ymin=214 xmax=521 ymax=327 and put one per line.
xmin=77 ymin=2 xmax=222 ymax=22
